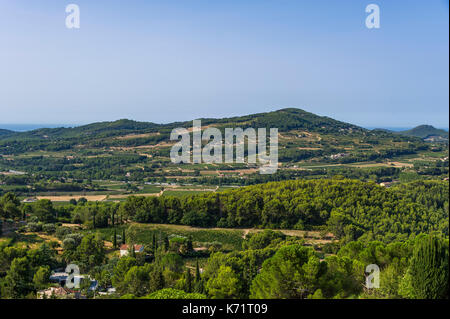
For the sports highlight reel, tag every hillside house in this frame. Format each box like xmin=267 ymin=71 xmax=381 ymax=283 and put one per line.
xmin=120 ymin=244 xmax=144 ymax=257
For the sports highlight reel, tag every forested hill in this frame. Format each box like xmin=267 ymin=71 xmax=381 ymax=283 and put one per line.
xmin=0 ymin=108 xmax=438 ymax=165
xmin=0 ymin=119 xmax=160 ymax=140
xmin=191 ymin=108 xmax=364 ymax=133
xmin=0 ymin=129 xmax=13 ymax=137
xmin=0 ymin=108 xmax=384 ymax=141
xmin=397 ymin=125 xmax=449 ymax=139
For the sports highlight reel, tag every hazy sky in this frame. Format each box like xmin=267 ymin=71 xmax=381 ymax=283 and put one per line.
xmin=0 ymin=0 xmax=448 ymax=127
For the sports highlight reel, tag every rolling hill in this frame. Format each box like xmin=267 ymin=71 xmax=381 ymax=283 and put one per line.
xmin=397 ymin=125 xmax=448 ymax=140
xmin=0 ymin=108 xmax=363 ymax=141
xmin=0 ymin=108 xmax=447 ymax=183
xmin=0 ymin=129 xmax=13 ymax=137
xmin=0 ymin=108 xmax=420 ymax=156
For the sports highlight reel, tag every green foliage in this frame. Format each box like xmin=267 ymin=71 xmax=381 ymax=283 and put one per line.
xmin=184 ymin=268 xmax=193 ymax=293
xmin=72 ymin=234 xmax=106 ymax=271
xmin=2 ymin=256 xmax=34 ymax=298
xmin=116 ymin=179 xmax=448 ymax=243
xmin=250 ymin=245 xmax=326 ymax=298
xmin=32 ymin=200 xmax=55 ymax=223
xmin=206 ymin=265 xmax=240 ymax=299
xmin=143 ymin=288 xmax=206 ymax=299
xmin=0 ymin=193 xmax=21 ymax=220
xmin=33 ymin=265 xmax=51 ymax=289
xmin=122 ymin=264 xmax=152 ymax=297
xmin=242 ymin=230 xmax=286 ymax=250
xmin=408 ymin=235 xmax=449 ymax=299
xmin=111 ymin=256 xmax=137 ymax=293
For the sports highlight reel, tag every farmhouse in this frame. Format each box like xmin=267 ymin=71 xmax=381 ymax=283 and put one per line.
xmin=120 ymin=244 xmax=144 ymax=257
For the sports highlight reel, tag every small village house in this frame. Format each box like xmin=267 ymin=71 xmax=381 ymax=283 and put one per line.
xmin=120 ymin=244 xmax=144 ymax=257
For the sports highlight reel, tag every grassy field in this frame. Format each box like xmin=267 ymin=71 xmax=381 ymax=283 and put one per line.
xmin=82 ymin=223 xmax=336 ymax=252
xmin=83 ymin=223 xmax=245 ymax=251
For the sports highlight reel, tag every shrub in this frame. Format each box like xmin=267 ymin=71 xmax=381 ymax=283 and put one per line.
xmin=143 ymin=288 xmax=206 ymax=299
xmin=55 ymin=227 xmax=72 ymax=240
xmin=42 ymin=223 xmax=56 ymax=234
xmin=27 ymin=222 xmax=42 ymax=232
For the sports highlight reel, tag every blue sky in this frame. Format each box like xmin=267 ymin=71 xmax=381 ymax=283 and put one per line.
xmin=0 ymin=0 xmax=448 ymax=127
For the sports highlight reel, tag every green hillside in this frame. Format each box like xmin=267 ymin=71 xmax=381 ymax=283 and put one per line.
xmin=0 ymin=129 xmax=13 ymax=137
xmin=398 ymin=125 xmax=448 ymax=139
xmin=0 ymin=108 xmax=363 ymax=141
xmin=0 ymin=108 xmax=447 ymax=184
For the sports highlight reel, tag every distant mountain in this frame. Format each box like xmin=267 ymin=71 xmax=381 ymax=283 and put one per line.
xmin=0 ymin=108 xmax=366 ymax=141
xmin=396 ymin=125 xmax=448 ymax=141
xmin=0 ymin=108 xmax=438 ymax=164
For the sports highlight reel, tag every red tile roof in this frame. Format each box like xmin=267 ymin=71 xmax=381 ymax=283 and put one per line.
xmin=120 ymin=244 xmax=144 ymax=251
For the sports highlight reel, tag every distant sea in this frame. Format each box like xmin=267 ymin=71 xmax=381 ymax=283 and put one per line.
xmin=365 ymin=127 xmax=411 ymax=132
xmin=0 ymin=124 xmax=77 ymax=132
xmin=365 ymin=127 xmax=449 ymax=132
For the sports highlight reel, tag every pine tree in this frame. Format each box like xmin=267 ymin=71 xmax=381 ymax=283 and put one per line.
xmin=409 ymin=235 xmax=449 ymax=299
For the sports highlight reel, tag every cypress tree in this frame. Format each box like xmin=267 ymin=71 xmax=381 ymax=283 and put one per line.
xmin=149 ymin=269 xmax=165 ymax=292
xmin=185 ymin=268 xmax=192 ymax=293
xmin=122 ymin=229 xmax=126 ymax=245
xmin=92 ymin=209 xmax=96 ymax=229
xmin=152 ymin=233 xmax=156 ymax=252
xmin=111 ymin=210 xmax=115 ymax=227
xmin=164 ymin=235 xmax=170 ymax=252
xmin=113 ymin=229 xmax=117 ymax=249
xmin=187 ymin=236 xmax=193 ymax=253
xmin=195 ymin=260 xmax=201 ymax=283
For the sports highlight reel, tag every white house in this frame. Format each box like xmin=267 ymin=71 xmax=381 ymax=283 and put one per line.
xmin=120 ymin=244 xmax=144 ymax=257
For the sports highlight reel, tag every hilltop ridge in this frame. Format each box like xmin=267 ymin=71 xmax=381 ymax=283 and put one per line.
xmin=397 ymin=125 xmax=448 ymax=140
